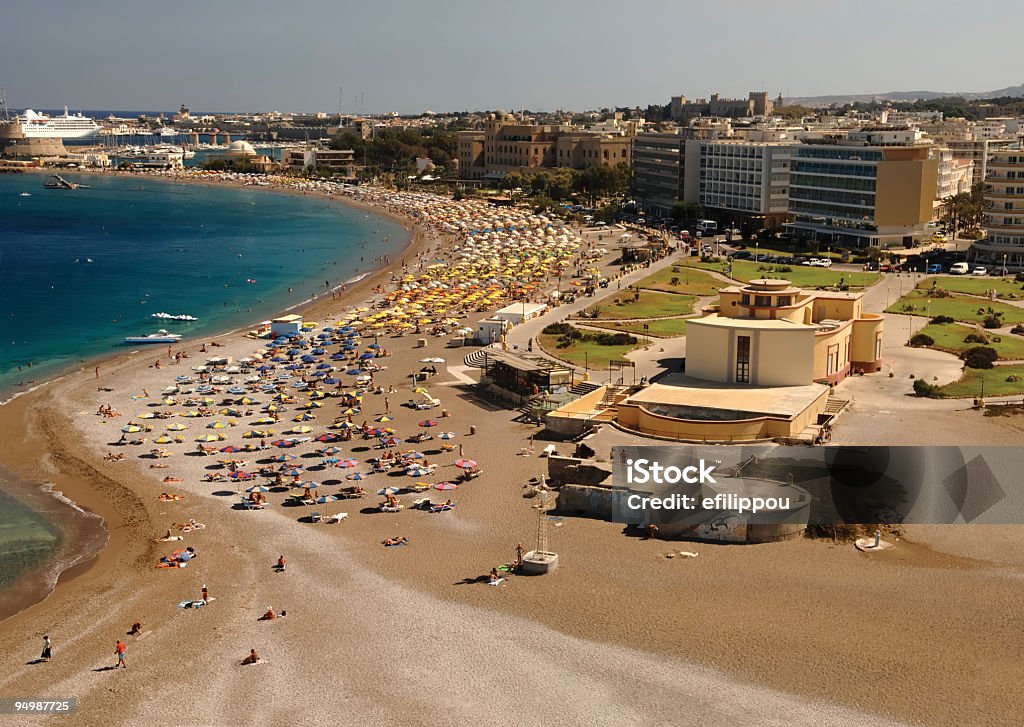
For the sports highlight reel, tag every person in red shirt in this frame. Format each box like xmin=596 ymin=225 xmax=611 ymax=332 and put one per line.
xmin=114 ymin=640 xmax=127 ymax=669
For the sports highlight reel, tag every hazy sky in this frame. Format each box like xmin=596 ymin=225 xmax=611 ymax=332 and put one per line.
xmin=3 ymin=0 xmax=1021 ymax=114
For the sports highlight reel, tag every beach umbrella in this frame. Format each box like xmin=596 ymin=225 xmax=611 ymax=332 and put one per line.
xmin=434 ymin=482 xmax=458 ymax=491
xmin=365 ymin=428 xmax=383 ymax=437
xmin=253 ymin=417 xmax=276 ymax=425
xmin=293 ymin=412 xmax=316 ymax=422
xmin=297 ymin=481 xmax=319 ymax=489
xmin=228 ymin=471 xmax=253 ymax=480
xmin=418 ymin=420 xmax=438 ymax=428
xmin=375 ymin=415 xmax=394 ymax=423
xmin=290 ymin=425 xmax=313 ymax=434
xmin=275 ymin=453 xmax=298 ymax=462
xmin=439 ymin=432 xmax=456 ymax=440
xmin=167 ymin=423 xmax=187 ymax=431
xmin=321 ymin=446 xmax=342 ymax=455
xmin=121 ymin=425 xmax=143 ymax=433
xmin=245 ymin=484 xmax=269 ymax=493
xmin=315 ymin=433 xmax=340 ymax=443
xmin=403 ymin=451 xmax=425 ymax=460
xmin=323 ymin=377 xmax=340 ymax=384
xmin=137 ymin=412 xmax=156 ymax=420
xmin=220 ymin=445 xmax=243 ymax=453
xmin=338 ymin=459 xmax=359 ymax=468
xmin=406 ymin=467 xmax=431 ymax=477
xmin=314 ymin=495 xmax=338 ymax=505
xmin=346 ymin=369 xmax=363 ymax=375
xmin=220 ymin=408 xmax=243 ymax=417
xmin=377 ymin=486 xmax=400 ymax=495
xmin=309 ymin=391 xmax=327 ymax=400
xmin=359 ymin=352 xmax=375 ymax=360
xmin=381 ymin=436 xmax=402 ymax=446
xmin=154 ymin=435 xmax=174 ymax=444
xmin=316 ymin=363 xmax=332 ymax=370
xmin=454 ymin=459 xmax=477 ymax=469
xmin=322 ymin=457 xmax=340 ymax=465
xmin=281 ymin=467 xmax=304 ymax=477
xmin=197 ymin=434 xmax=222 ymax=442
xmin=208 ymin=421 xmax=231 ymax=429
xmin=346 ymin=472 xmax=368 ymax=480
xmin=272 ymin=439 xmax=297 ymax=448
xmin=238 ymin=397 xmax=258 ymax=405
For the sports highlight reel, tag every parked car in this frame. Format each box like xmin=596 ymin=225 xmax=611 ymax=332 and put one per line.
xmin=926 ymin=263 xmax=943 ymax=274
xmin=949 ymin=262 xmax=970 ymax=275
xmin=972 ymin=266 xmax=988 ymax=276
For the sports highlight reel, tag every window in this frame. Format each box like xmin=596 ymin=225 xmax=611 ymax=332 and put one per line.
xmin=736 ymin=336 xmax=751 ymax=383
xmin=754 ymin=295 xmax=772 ymax=307
xmin=827 ymin=345 xmax=840 ymax=375
xmin=876 ymin=334 xmax=882 ymax=360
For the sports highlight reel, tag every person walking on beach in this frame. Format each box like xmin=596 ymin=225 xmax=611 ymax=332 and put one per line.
xmin=114 ymin=640 xmax=127 ymax=669
xmin=95 ymin=366 xmax=100 ymax=379
xmin=201 ymin=584 xmax=210 ymax=604
xmin=41 ymin=635 xmax=52 ymax=662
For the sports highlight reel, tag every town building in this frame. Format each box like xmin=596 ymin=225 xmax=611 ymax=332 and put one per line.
xmin=669 ymin=92 xmax=778 ymax=122
xmin=206 ymin=140 xmax=277 ymax=173
xmin=973 ymin=148 xmax=1024 ymax=270
xmin=547 ymin=278 xmax=883 ymax=443
xmin=785 ymin=128 xmax=939 ymax=247
xmin=280 ymin=146 xmax=356 ymax=176
xmin=631 ymin=131 xmax=684 ymax=215
xmin=456 ymin=112 xmax=631 ymax=180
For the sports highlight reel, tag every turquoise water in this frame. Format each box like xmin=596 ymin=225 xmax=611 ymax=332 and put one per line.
xmin=0 ymin=173 xmax=407 ymax=397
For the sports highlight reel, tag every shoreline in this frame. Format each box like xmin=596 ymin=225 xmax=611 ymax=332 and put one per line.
xmin=0 ymin=176 xmax=431 ymax=622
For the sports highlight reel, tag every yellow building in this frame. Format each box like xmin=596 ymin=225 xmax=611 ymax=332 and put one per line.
xmin=549 ymin=278 xmax=883 ymax=443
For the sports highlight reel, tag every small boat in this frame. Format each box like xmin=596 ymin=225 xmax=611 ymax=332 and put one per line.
xmin=19 ymin=192 xmax=31 ymax=197
xmin=44 ymin=174 xmax=89 ymax=190
xmin=124 ymin=329 xmax=182 ymax=345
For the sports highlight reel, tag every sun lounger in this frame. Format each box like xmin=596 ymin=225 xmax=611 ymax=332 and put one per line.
xmin=380 ymin=504 xmax=403 ymax=513
xmin=309 ymin=512 xmax=323 ymax=523
xmin=541 ymin=444 xmax=557 ymax=457
xmin=487 ymin=578 xmax=505 ymax=586
xmin=325 ymin=513 xmax=348 ymax=524
xmin=429 ymin=503 xmax=455 ymax=513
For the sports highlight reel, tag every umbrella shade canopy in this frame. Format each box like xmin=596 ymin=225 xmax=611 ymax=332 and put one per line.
xmin=281 ymin=467 xmax=304 ymax=477
xmin=439 ymin=432 xmax=456 ymax=440
xmin=243 ymin=429 xmax=272 ymax=438
xmin=315 ymin=433 xmax=340 ymax=443
xmin=418 ymin=420 xmax=438 ymax=428
xmin=314 ymin=495 xmax=338 ymax=504
xmin=338 ymin=459 xmax=359 ymax=468
xmin=167 ymin=423 xmax=187 ymax=431
xmin=290 ymin=426 xmax=313 ymax=434
xmin=374 ymin=415 xmax=393 ymax=423
xmin=434 ymin=482 xmax=458 ymax=491
xmin=381 ymin=436 xmax=402 ymax=446
xmin=346 ymin=472 xmax=367 ymax=480
xmin=245 ymin=485 xmax=270 ymax=493
xmin=321 ymin=446 xmax=342 ymax=455
xmin=377 ymin=487 xmax=400 ymax=495
xmin=253 ymin=417 xmax=276 ymax=425
xmin=197 ymin=434 xmax=223 ymax=442
xmin=275 ymin=453 xmax=298 ymax=462
xmin=154 ymin=435 xmax=174 ymax=444
xmin=297 ymin=481 xmax=319 ymax=489
xmin=406 ymin=467 xmax=431 ymax=477
xmin=208 ymin=421 xmax=231 ymax=429
xmin=228 ymin=471 xmax=253 ymax=479
xmin=121 ymin=425 xmax=143 ymax=433
xmin=454 ymin=459 xmax=478 ymax=469
xmin=220 ymin=445 xmax=243 ymax=453
xmin=272 ymin=439 xmax=298 ymax=448
xmin=403 ymin=451 xmax=425 ymax=460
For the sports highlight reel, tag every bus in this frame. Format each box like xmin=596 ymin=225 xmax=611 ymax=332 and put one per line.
xmin=696 ymin=220 xmax=718 ymax=234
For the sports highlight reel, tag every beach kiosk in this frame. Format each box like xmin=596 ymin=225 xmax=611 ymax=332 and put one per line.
xmin=270 ymin=314 xmax=303 ymax=338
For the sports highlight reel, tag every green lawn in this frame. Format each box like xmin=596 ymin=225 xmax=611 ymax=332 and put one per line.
xmin=593 ymin=318 xmax=688 ymax=338
xmin=634 ymin=266 xmax=722 ymax=295
xmin=537 ymin=332 xmax=641 ymax=371
xmin=936 ymin=363 xmax=1024 ymax=398
xmin=676 ymin=258 xmax=878 ymax=288
xmin=918 ymin=276 xmax=1024 ymax=301
xmin=915 ymin=323 xmax=1024 ymax=360
xmin=886 ymin=290 xmax=1024 ymax=325
xmin=583 ymin=290 xmax=694 ymax=320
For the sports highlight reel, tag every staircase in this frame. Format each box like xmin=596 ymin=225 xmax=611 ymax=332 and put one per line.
xmin=569 ymin=381 xmax=601 ymax=397
xmin=463 ymin=349 xmax=489 ymax=368
xmin=823 ymin=395 xmax=850 ymax=419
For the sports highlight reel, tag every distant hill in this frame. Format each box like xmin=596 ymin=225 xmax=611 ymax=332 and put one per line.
xmin=787 ymin=83 xmax=1024 ymax=107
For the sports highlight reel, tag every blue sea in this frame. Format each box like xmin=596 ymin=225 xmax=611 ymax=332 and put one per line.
xmin=0 ymin=172 xmax=408 ymax=398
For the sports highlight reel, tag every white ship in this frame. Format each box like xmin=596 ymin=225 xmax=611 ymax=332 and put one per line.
xmin=8 ymin=107 xmax=100 ymax=139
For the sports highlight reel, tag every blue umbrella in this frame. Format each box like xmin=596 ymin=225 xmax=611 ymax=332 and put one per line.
xmin=324 ymin=377 xmax=340 ymax=384
xmin=367 ymin=343 xmax=381 ymax=349
xmin=346 ymin=369 xmax=363 ymax=375
xmin=316 ymin=363 xmax=332 ymax=369
xmin=285 ymin=364 xmax=304 ymax=371
xmin=359 ymin=352 xmax=375 ymax=360
xmin=311 ymin=347 xmax=326 ymax=355
xmin=317 ymin=332 xmax=332 ymax=339
xmin=287 ymin=348 xmax=302 ymax=356
xmin=301 ymin=355 xmax=317 ymax=363
xmin=330 ymin=353 xmax=346 ymax=360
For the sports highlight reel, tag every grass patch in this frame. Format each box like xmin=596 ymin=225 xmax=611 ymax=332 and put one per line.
xmin=914 ymin=323 xmax=1024 ymax=360
xmin=634 ymin=266 xmax=722 ymax=295
xmin=537 ymin=332 xmax=641 ymax=371
xmin=918 ymin=276 xmax=1024 ymax=300
xmin=675 ymin=258 xmax=878 ymax=288
xmin=886 ymin=290 xmax=1024 ymax=326
xmin=582 ymin=290 xmax=694 ymax=320
xmin=935 ymin=363 xmax=1024 ymax=398
xmin=593 ymin=318 xmax=688 ymax=338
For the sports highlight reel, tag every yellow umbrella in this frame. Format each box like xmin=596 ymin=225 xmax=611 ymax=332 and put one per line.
xmin=181 ymin=410 xmax=201 ymax=418
xmin=208 ymin=421 xmax=231 ymax=429
xmin=197 ymin=434 xmax=222 ymax=442
xmin=137 ymin=412 xmax=156 ymax=419
xmin=166 ymin=423 xmax=187 ymax=431
xmin=290 ymin=425 xmax=313 ymax=434
xmin=253 ymin=417 xmax=276 ymax=425
xmin=154 ymin=435 xmax=174 ymax=444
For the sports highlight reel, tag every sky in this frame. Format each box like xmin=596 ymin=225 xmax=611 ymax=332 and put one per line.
xmin=2 ymin=0 xmax=1022 ymax=114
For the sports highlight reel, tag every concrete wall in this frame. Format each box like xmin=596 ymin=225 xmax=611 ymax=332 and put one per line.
xmin=546 ymin=454 xmax=613 ymax=488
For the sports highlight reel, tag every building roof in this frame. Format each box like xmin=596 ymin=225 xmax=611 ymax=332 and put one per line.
xmin=626 ymin=378 xmax=829 ymax=419
xmin=689 ymin=314 xmax=814 ymax=330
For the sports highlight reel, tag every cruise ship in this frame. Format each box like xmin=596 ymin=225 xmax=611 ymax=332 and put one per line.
xmin=6 ymin=107 xmax=100 ymax=139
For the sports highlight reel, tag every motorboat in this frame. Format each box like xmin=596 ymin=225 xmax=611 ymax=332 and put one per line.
xmin=152 ymin=312 xmax=199 ymax=321
xmin=124 ymin=329 xmax=182 ymax=345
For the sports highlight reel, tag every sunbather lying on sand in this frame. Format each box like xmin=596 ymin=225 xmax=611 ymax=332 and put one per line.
xmin=382 ymin=536 xmax=409 ymax=546
xmin=162 ymin=477 xmax=183 ymax=483
xmin=241 ymin=649 xmax=260 ymax=665
xmin=158 ymin=493 xmax=184 ymax=502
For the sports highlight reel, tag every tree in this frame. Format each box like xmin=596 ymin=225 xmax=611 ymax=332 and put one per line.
xmin=670 ymin=201 xmax=702 ymax=222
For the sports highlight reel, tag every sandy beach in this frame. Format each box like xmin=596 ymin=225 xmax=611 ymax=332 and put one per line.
xmin=0 ymin=181 xmax=1022 ymax=727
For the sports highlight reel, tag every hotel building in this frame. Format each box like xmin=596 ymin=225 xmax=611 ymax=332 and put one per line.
xmin=973 ymin=148 xmax=1024 ymax=270
xmin=785 ymin=128 xmax=939 ymax=248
